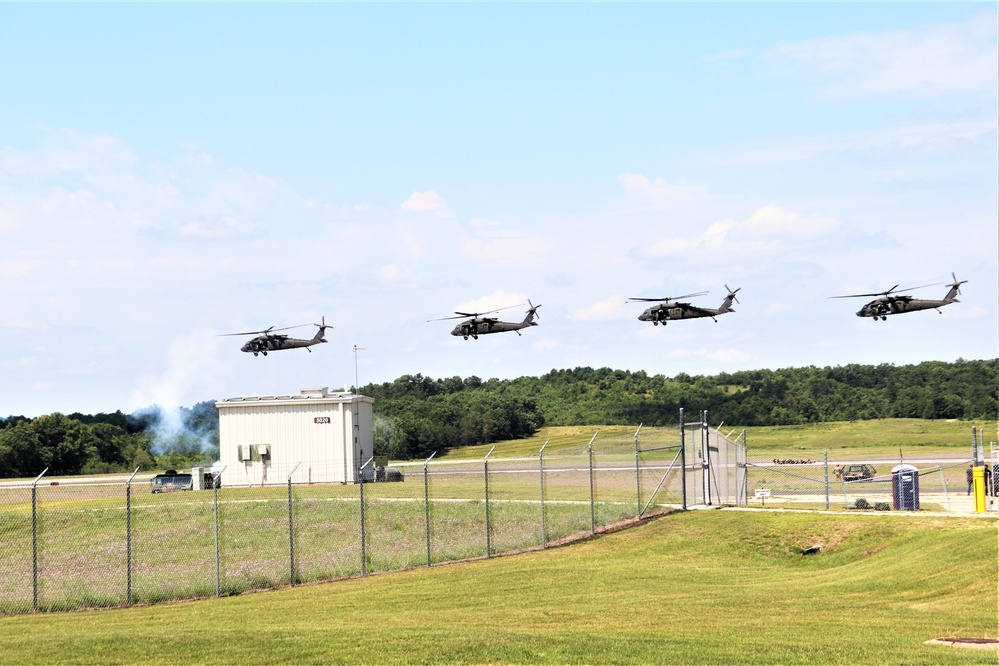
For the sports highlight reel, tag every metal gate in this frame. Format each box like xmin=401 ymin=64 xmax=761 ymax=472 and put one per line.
xmin=682 ymin=410 xmax=747 ymax=507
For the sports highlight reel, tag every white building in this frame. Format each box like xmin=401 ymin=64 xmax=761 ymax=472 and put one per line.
xmin=216 ymin=387 xmax=374 ymax=485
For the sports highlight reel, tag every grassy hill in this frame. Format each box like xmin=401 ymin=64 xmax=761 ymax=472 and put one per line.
xmin=443 ymin=418 xmax=989 ymax=459
xmin=0 ymin=510 xmax=993 ymax=664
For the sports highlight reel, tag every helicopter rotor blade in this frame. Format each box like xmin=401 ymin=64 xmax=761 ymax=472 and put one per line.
xmin=429 ymin=303 xmax=522 ymax=323
xmin=527 ymin=299 xmax=541 ymax=319
xmin=628 ymin=291 xmax=708 ymax=303
xmin=829 ymin=282 xmax=942 ymax=299
xmin=725 ymin=285 xmax=741 ymax=304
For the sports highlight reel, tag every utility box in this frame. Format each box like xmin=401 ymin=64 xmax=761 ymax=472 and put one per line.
xmin=891 ymin=464 xmax=920 ymax=511
xmin=216 ymin=387 xmax=374 ymax=485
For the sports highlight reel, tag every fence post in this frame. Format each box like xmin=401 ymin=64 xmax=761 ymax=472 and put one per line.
xmin=30 ymin=468 xmax=48 ymax=612
xmin=213 ymin=466 xmax=225 ymax=598
xmin=702 ymin=411 xmax=711 ymax=505
xmin=539 ymin=441 xmax=548 ymax=548
xmin=940 ymin=468 xmax=952 ymax=512
xmin=824 ymin=451 xmax=830 ymax=511
xmin=424 ymin=451 xmax=436 ymax=567
xmin=125 ymin=467 xmax=139 ymax=606
xmin=634 ymin=424 xmax=643 ymax=517
xmin=287 ymin=462 xmax=301 ymax=586
xmin=359 ymin=456 xmax=374 ymax=575
xmin=679 ymin=409 xmax=687 ymax=511
xmin=484 ymin=446 xmax=495 ymax=557
xmin=587 ymin=432 xmax=598 ymax=534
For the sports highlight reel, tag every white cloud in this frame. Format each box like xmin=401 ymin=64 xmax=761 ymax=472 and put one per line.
xmin=401 ymin=190 xmax=447 ymax=213
xmin=573 ymin=295 xmax=629 ymax=322
xmin=378 ymin=264 xmax=402 ymax=283
xmin=532 ymin=339 xmax=559 ymax=351
xmin=453 ymin=290 xmax=528 ymax=316
xmin=618 ymin=173 xmax=708 ymax=206
xmin=767 ymin=13 xmax=999 ymax=98
xmin=742 ymin=204 xmax=836 ymax=236
xmin=463 ymin=230 xmax=548 ymax=266
xmin=640 ymin=205 xmax=837 ymax=258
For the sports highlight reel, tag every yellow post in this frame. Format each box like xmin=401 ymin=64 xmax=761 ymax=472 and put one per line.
xmin=973 ymin=466 xmax=986 ymax=513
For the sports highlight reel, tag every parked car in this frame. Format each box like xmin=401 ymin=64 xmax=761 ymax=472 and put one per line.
xmin=840 ymin=464 xmax=877 ymax=482
xmin=150 ymin=470 xmax=193 ymax=493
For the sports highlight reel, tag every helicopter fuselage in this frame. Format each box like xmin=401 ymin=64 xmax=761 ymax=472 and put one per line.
xmin=857 ymin=297 xmax=956 ymax=319
xmin=452 ymin=319 xmax=537 ymax=339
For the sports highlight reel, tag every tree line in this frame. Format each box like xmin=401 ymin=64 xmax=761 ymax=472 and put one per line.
xmin=361 ymin=359 xmax=997 ymax=458
xmin=0 ymin=402 xmax=219 ymax=479
xmin=1 ymin=359 xmax=995 ymax=475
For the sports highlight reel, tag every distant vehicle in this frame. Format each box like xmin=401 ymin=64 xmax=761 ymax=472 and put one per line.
xmin=150 ymin=470 xmax=193 ymax=493
xmin=376 ymin=466 xmax=405 ymax=482
xmin=150 ymin=469 xmax=218 ymax=493
xmin=841 ymin=464 xmax=877 ymax=482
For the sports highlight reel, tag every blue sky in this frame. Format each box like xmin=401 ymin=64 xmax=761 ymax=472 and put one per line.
xmin=1 ymin=4 xmax=996 ymax=417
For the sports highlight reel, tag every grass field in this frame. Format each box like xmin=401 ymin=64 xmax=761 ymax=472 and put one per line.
xmin=0 ymin=510 xmax=993 ymax=665
xmin=445 ymin=419 xmax=992 ymax=460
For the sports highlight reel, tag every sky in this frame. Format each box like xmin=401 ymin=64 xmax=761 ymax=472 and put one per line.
xmin=1 ymin=4 xmax=996 ymax=418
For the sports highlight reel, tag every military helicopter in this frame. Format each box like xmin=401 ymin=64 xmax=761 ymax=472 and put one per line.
xmin=628 ymin=286 xmax=740 ymax=325
xmin=830 ymin=273 xmax=967 ymax=321
xmin=219 ymin=317 xmax=330 ymax=355
xmin=430 ymin=301 xmax=541 ymax=340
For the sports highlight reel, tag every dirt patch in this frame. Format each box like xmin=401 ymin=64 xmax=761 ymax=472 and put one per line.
xmin=925 ymin=637 xmax=999 ymax=651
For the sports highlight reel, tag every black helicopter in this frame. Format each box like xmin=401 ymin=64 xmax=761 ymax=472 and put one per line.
xmin=830 ymin=274 xmax=967 ymax=321
xmin=430 ymin=301 xmax=541 ymax=340
xmin=629 ymin=286 xmax=741 ymax=325
xmin=219 ymin=318 xmax=330 ymax=355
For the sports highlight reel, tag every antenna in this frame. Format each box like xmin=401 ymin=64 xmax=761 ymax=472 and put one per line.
xmin=352 ymin=345 xmax=366 ymax=395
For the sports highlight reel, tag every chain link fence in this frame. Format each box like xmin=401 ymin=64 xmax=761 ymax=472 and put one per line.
xmin=3 ymin=419 xmax=988 ymax=616
xmin=0 ymin=427 xmax=690 ymax=616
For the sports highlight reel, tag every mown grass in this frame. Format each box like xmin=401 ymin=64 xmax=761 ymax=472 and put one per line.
xmin=446 ymin=419 xmax=989 ymax=460
xmin=0 ymin=510 xmax=993 ymax=665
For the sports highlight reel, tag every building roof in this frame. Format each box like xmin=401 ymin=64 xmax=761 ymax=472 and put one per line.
xmin=216 ymin=387 xmax=374 ymax=408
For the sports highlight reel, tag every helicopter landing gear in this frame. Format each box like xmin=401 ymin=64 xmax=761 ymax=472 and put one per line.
xmin=653 ymin=321 xmax=658 ymax=326
xmin=262 ymin=351 xmax=268 ymax=355
xmin=253 ymin=352 xmax=259 ymax=356
xmin=881 ymin=316 xmax=887 ymax=321
xmin=472 ymin=335 xmax=478 ymax=340
xmin=463 ymin=335 xmax=468 ymax=340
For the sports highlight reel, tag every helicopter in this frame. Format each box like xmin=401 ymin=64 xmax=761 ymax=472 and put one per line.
xmin=628 ymin=286 xmax=741 ymax=325
xmin=430 ymin=300 xmax=541 ymax=340
xmin=219 ymin=317 xmax=330 ymax=355
xmin=830 ymin=273 xmax=967 ymax=321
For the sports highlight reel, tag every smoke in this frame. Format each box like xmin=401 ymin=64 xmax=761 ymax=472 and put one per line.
xmin=132 ymin=403 xmax=219 ymax=458
xmin=130 ymin=329 xmax=227 ymax=458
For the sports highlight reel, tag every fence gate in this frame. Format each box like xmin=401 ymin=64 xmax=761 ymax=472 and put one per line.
xmin=682 ymin=410 xmax=747 ymax=508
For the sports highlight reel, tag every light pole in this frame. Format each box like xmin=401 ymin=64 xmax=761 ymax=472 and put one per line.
xmin=353 ymin=345 xmax=365 ymax=394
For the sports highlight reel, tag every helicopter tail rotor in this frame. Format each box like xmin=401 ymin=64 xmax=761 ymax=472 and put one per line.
xmin=724 ymin=284 xmax=741 ymax=305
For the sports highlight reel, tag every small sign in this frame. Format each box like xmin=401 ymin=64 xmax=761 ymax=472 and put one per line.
xmin=755 ymin=489 xmax=771 ymax=498
xmin=314 ymin=417 xmax=331 ymax=424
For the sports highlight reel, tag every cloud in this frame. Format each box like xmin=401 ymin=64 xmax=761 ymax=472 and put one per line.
xmin=640 ymin=204 xmax=837 ymax=259
xmin=742 ymin=204 xmax=836 ymax=236
xmin=463 ymin=229 xmax=549 ymax=266
xmin=401 ymin=190 xmax=448 ymax=213
xmin=618 ymin=173 xmax=709 ymax=206
xmin=453 ymin=290 xmax=528 ymax=316
xmin=378 ymin=264 xmax=402 ymax=283
xmin=767 ymin=12 xmax=999 ymax=98
xmin=573 ymin=295 xmax=629 ymax=322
